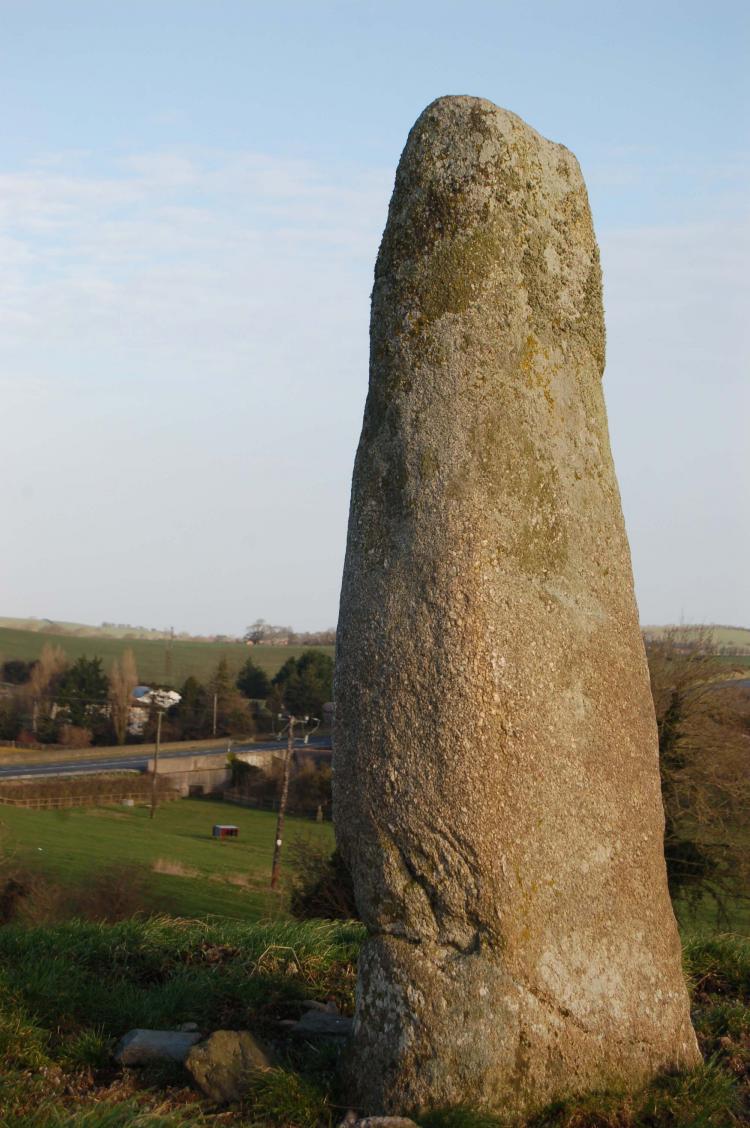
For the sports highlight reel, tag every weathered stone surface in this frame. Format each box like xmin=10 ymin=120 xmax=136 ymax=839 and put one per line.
xmin=333 ymin=95 xmax=700 ymax=1117
xmin=114 ymin=1028 xmax=201 ymax=1066
xmin=184 ymin=1029 xmax=271 ymax=1103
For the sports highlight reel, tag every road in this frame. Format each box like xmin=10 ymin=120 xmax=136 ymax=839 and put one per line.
xmin=0 ymin=736 xmax=332 ymax=780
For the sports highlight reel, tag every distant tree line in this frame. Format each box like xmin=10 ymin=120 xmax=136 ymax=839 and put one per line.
xmin=2 ymin=616 xmax=337 ymax=645
xmin=244 ymin=619 xmax=336 ymax=646
xmin=0 ymin=645 xmax=333 ymax=750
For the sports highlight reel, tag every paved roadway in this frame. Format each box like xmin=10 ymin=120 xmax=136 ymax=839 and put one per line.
xmin=0 ymin=736 xmax=332 ymax=780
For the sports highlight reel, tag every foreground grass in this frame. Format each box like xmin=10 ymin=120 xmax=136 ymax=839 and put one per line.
xmin=0 ymin=799 xmax=333 ymax=920
xmin=0 ymin=916 xmax=362 ymax=1126
xmin=0 ymin=918 xmax=747 ymax=1127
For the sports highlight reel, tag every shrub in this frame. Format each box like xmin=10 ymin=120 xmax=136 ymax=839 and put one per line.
xmin=0 ymin=698 xmax=23 ymax=741
xmin=230 ymin=758 xmax=283 ymax=805
xmin=58 ymin=725 xmax=93 ymax=748
xmin=645 ymin=629 xmax=750 ymax=920
xmin=0 ymin=862 xmax=164 ymax=926
xmin=289 ymin=839 xmax=357 ymax=921
xmin=288 ymin=761 xmax=332 ymax=815
xmin=1 ymin=659 xmax=36 ymax=685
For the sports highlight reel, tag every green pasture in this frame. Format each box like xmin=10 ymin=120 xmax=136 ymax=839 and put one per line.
xmin=0 ymin=798 xmax=334 ymax=920
xmin=642 ymin=623 xmax=750 ymax=651
xmin=718 ymin=653 xmax=750 ymax=670
xmin=676 ymin=892 xmax=750 ymax=937
xmin=0 ymin=624 xmax=334 ymax=687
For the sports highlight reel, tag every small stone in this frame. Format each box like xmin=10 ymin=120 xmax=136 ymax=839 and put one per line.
xmin=114 ymin=1028 xmax=201 ymax=1066
xmin=301 ymin=999 xmax=340 ymax=1014
xmin=185 ymin=1029 xmax=272 ymax=1103
xmin=291 ymin=1010 xmax=353 ymax=1038
xmin=338 ymin=1118 xmax=418 ymax=1128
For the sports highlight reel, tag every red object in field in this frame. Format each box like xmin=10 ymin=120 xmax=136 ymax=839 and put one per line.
xmin=212 ymin=824 xmax=239 ymax=839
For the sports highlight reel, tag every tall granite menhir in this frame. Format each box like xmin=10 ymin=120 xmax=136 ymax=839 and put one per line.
xmin=333 ymin=97 xmax=699 ymax=1116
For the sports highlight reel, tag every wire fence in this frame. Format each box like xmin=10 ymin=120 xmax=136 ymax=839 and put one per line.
xmin=221 ymin=788 xmax=330 ymax=821
xmin=0 ymin=790 xmax=180 ymax=810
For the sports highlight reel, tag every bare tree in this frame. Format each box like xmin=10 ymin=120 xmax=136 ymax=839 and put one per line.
xmin=109 ymin=649 xmax=138 ymax=745
xmin=22 ymin=643 xmax=69 ymax=736
xmin=27 ymin=643 xmax=68 ymax=699
xmin=645 ymin=627 xmax=750 ymax=919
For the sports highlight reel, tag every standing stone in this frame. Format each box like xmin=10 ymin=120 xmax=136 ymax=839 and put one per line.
xmin=333 ymin=96 xmax=699 ymax=1118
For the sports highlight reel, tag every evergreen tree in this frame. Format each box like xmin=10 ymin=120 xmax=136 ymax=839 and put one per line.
xmin=209 ymin=658 xmax=253 ymax=737
xmin=56 ymin=656 xmax=110 ymax=736
xmin=174 ymin=676 xmax=211 ymax=739
xmin=272 ymin=650 xmax=333 ymax=717
xmin=236 ymin=656 xmax=271 ymax=700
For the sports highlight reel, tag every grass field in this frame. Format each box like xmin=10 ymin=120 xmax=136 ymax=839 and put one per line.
xmin=0 ymin=624 xmax=334 ymax=687
xmin=0 ymin=801 xmax=747 ymax=1125
xmin=676 ymin=891 xmax=750 ymax=937
xmin=3 ymin=621 xmax=747 ymax=689
xmin=643 ymin=623 xmax=750 ymax=652
xmin=0 ymin=798 xmax=333 ymax=920
xmin=718 ymin=653 xmax=750 ymax=670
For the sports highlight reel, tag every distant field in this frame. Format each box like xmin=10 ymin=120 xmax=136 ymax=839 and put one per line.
xmin=0 ymin=797 xmax=333 ymax=920
xmin=0 ymin=625 xmax=334 ymax=687
xmin=643 ymin=623 xmax=750 ymax=652
xmin=0 ymin=616 xmax=173 ymax=640
xmin=718 ymin=654 xmax=750 ymax=670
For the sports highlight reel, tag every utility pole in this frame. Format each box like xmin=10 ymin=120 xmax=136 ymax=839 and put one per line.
xmin=149 ymin=708 xmax=163 ymax=820
xmin=212 ymin=693 xmax=218 ymax=737
xmin=142 ymin=686 xmax=181 ymax=821
xmin=270 ymin=715 xmax=295 ymax=889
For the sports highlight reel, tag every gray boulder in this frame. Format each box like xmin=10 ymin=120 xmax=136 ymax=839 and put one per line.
xmin=338 ymin=1117 xmax=418 ymax=1128
xmin=185 ymin=1029 xmax=272 ymax=1103
xmin=114 ymin=1028 xmax=201 ymax=1066
xmin=291 ymin=1009 xmax=353 ymax=1038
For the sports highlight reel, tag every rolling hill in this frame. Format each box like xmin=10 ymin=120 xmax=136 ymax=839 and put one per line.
xmin=0 ymin=624 xmax=333 ymax=687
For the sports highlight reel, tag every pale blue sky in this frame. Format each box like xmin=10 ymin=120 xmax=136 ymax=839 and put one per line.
xmin=1 ymin=1 xmax=748 ymax=633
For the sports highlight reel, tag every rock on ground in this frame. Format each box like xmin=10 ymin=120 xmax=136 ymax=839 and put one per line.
xmin=338 ymin=1117 xmax=419 ymax=1128
xmin=291 ymin=1010 xmax=353 ymax=1038
xmin=333 ymin=94 xmax=700 ymax=1117
xmin=114 ymin=1028 xmax=201 ymax=1066
xmin=184 ymin=1029 xmax=271 ymax=1103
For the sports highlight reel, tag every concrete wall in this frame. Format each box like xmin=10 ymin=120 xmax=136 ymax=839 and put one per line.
xmin=147 ymin=749 xmax=281 ymax=798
